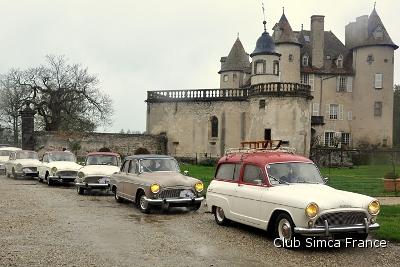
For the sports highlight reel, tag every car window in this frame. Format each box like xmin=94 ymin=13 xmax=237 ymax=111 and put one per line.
xmin=121 ymin=160 xmax=130 ymax=173
xmin=243 ymin=165 xmax=263 ymax=185
xmin=128 ymin=160 xmax=138 ymax=174
xmin=43 ymin=155 xmax=48 ymax=163
xmin=233 ymin=164 xmax=241 ymax=181
xmin=215 ymin=163 xmax=241 ymax=181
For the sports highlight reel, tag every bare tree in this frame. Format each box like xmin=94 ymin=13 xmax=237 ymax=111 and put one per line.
xmin=4 ymin=55 xmax=112 ymax=132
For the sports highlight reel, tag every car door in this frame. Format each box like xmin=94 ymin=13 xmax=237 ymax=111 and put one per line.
xmin=38 ymin=154 xmax=48 ymax=178
xmin=124 ymin=160 xmax=139 ymax=201
xmin=114 ymin=160 xmax=130 ymax=198
xmin=231 ymin=164 xmax=266 ymax=227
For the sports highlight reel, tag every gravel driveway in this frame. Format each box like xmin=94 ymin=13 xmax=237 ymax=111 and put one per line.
xmin=1 ymin=175 xmax=399 ymax=267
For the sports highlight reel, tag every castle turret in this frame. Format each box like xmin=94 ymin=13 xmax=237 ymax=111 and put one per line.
xmin=347 ymin=7 xmax=398 ymax=147
xmin=250 ymin=20 xmax=281 ymax=85
xmin=219 ymin=37 xmax=250 ymax=89
xmin=272 ymin=10 xmax=301 ymax=83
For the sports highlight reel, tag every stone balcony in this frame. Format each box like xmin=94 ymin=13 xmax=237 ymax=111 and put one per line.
xmin=146 ymin=82 xmax=312 ymax=103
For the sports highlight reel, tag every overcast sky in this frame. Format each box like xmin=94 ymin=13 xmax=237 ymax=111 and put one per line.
xmin=0 ymin=0 xmax=398 ymax=133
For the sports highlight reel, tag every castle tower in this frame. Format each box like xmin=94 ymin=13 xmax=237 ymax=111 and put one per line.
xmin=272 ymin=10 xmax=301 ymax=83
xmin=219 ymin=37 xmax=251 ymax=89
xmin=346 ymin=7 xmax=398 ymax=147
xmin=250 ymin=20 xmax=281 ymax=85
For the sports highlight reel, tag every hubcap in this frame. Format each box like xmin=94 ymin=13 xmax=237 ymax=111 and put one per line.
xmin=216 ymin=207 xmax=225 ymax=222
xmin=278 ymin=218 xmax=292 ymax=240
xmin=140 ymin=195 xmax=148 ymax=210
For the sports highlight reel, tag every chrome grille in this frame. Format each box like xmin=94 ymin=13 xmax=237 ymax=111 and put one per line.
xmin=57 ymin=171 xmax=78 ymax=177
xmin=23 ymin=167 xmax=37 ymax=172
xmin=159 ymin=189 xmax=193 ymax=199
xmin=315 ymin=211 xmax=367 ymax=227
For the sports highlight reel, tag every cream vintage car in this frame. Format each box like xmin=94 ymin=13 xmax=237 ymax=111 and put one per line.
xmin=109 ymin=155 xmax=204 ymax=213
xmin=5 ymin=150 xmax=41 ymax=179
xmin=0 ymin=147 xmax=21 ymax=175
xmin=206 ymin=149 xmax=380 ymax=244
xmin=75 ymin=152 xmax=121 ymax=195
xmin=37 ymin=151 xmax=82 ymax=186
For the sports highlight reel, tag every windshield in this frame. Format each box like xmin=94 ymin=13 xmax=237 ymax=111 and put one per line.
xmin=48 ymin=152 xmax=76 ymax=162
xmin=139 ymin=158 xmax=180 ymax=173
xmin=16 ymin=151 xmax=38 ymax=160
xmin=266 ymin=162 xmax=323 ymax=185
xmin=86 ymin=155 xmax=119 ymax=166
xmin=0 ymin=151 xmax=11 ymax=156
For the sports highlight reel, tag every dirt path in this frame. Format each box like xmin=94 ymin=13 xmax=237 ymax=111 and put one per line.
xmin=1 ymin=175 xmax=399 ymax=266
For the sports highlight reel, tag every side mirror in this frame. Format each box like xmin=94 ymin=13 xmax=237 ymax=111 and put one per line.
xmin=323 ymin=177 xmax=329 ymax=184
xmin=183 ymin=170 xmax=189 ymax=176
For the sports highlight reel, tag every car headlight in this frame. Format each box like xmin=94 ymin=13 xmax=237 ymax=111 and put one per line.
xmin=78 ymin=172 xmax=85 ymax=178
xmin=368 ymin=200 xmax=380 ymax=215
xmin=51 ymin=167 xmax=57 ymax=174
xmin=305 ymin=202 xmax=319 ymax=219
xmin=16 ymin=164 xmax=23 ymax=171
xmin=194 ymin=182 xmax=204 ymax=192
xmin=150 ymin=183 xmax=160 ymax=194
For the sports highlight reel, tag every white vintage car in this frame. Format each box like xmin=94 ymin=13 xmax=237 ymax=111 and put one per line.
xmin=206 ymin=150 xmax=380 ymax=244
xmin=5 ymin=150 xmax=41 ymax=178
xmin=75 ymin=152 xmax=121 ymax=194
xmin=37 ymin=151 xmax=82 ymax=186
xmin=0 ymin=147 xmax=22 ymax=175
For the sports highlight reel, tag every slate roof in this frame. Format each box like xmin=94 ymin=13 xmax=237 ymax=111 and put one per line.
xmin=295 ymin=30 xmax=353 ymax=74
xmin=272 ymin=13 xmax=301 ymax=45
xmin=250 ymin=30 xmax=280 ymax=57
xmin=219 ymin=38 xmax=251 ymax=74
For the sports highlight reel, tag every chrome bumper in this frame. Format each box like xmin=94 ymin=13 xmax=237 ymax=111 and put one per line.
xmin=49 ymin=176 xmax=76 ymax=182
xmin=75 ymin=182 xmax=110 ymax=188
xmin=144 ymin=196 xmax=204 ymax=205
xmin=294 ymin=218 xmax=380 ymax=236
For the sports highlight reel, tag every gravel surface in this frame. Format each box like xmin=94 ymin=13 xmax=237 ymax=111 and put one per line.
xmin=1 ymin=175 xmax=399 ymax=267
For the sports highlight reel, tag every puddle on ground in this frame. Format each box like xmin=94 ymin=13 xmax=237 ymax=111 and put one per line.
xmin=127 ymin=213 xmax=172 ymax=223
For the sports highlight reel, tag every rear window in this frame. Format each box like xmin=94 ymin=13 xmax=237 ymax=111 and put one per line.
xmin=215 ymin=163 xmax=241 ymax=181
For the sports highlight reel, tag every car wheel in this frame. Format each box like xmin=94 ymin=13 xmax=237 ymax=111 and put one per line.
xmin=214 ymin=206 xmax=229 ymax=226
xmin=114 ymin=188 xmax=123 ymax=203
xmin=12 ymin=168 xmax=17 ymax=179
xmin=189 ymin=202 xmax=202 ymax=211
xmin=137 ymin=192 xmax=151 ymax=214
xmin=77 ymin=186 xmax=85 ymax=195
xmin=275 ymin=213 xmax=301 ymax=248
xmin=47 ymin=177 xmax=53 ymax=186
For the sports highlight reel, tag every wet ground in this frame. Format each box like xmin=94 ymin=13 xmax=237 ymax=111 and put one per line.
xmin=1 ymin=175 xmax=399 ymax=267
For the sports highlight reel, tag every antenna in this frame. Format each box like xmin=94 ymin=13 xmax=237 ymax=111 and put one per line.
xmin=262 ymin=2 xmax=267 ymax=32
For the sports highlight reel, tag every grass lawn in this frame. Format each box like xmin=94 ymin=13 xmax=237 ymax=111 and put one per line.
xmin=375 ymin=205 xmax=400 ymax=242
xmin=181 ymin=164 xmax=400 ymax=197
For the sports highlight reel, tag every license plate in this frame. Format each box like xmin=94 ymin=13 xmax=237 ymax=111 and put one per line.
xmin=98 ymin=178 xmax=109 ymax=184
xmin=179 ymin=190 xmax=194 ymax=198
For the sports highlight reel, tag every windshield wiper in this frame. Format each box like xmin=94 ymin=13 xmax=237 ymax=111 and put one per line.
xmin=269 ymin=175 xmax=288 ymax=185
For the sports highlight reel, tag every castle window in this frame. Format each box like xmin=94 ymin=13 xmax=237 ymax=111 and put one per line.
xmin=324 ymin=132 xmax=335 ymax=147
xmin=374 ymin=102 xmax=382 ymax=117
xmin=255 ymin=62 xmax=264 ymax=74
xmin=301 ymin=74 xmax=314 ymax=91
xmin=211 ymin=116 xmax=218 ymax=137
xmin=336 ymin=55 xmax=343 ymax=68
xmin=273 ymin=61 xmax=279 ymax=75
xmin=348 ymin=111 xmax=353 ymax=121
xmin=336 ymin=76 xmax=352 ymax=92
xmin=233 ymin=73 xmax=237 ymax=80
xmin=341 ymin=133 xmax=351 ymax=146
xmin=329 ymin=104 xmax=339 ymax=120
xmin=326 ymin=55 xmax=331 ymax=60
xmin=288 ymin=54 xmax=293 ymax=62
xmin=367 ymin=54 xmax=374 ymax=64
xmin=302 ymin=55 xmax=309 ymax=66
xmin=374 ymin=73 xmax=383 ymax=89
xmin=223 ymin=75 xmax=229 ymax=82
xmin=259 ymin=99 xmax=266 ymax=110
xmin=312 ymin=103 xmax=319 ymax=116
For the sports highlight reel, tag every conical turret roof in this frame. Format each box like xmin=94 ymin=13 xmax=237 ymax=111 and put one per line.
xmin=363 ymin=7 xmax=398 ymax=49
xmin=219 ymin=38 xmax=250 ymax=73
xmin=272 ymin=13 xmax=301 ymax=45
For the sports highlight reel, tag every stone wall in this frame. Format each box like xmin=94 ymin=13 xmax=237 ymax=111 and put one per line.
xmin=34 ymin=131 xmax=167 ymax=158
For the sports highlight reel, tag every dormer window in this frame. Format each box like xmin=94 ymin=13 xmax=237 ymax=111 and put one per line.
xmin=336 ymin=55 xmax=343 ymax=68
xmin=302 ymin=55 xmax=309 ymax=67
xmin=373 ymin=25 xmax=384 ymax=40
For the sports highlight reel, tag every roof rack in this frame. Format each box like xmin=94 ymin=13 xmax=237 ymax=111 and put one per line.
xmin=224 ymin=140 xmax=296 ymax=155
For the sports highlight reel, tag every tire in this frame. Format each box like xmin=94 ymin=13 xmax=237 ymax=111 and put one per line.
xmin=274 ymin=213 xmax=302 ymax=248
xmin=47 ymin=177 xmax=53 ymax=186
xmin=189 ymin=202 xmax=202 ymax=211
xmin=12 ymin=168 xmax=17 ymax=179
xmin=214 ymin=206 xmax=229 ymax=226
xmin=114 ymin=188 xmax=123 ymax=203
xmin=77 ymin=186 xmax=85 ymax=195
xmin=136 ymin=192 xmax=151 ymax=214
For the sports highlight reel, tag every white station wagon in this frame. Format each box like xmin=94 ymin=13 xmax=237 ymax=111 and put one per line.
xmin=0 ymin=147 xmax=21 ymax=175
xmin=206 ymin=149 xmax=380 ymax=244
xmin=5 ymin=150 xmax=41 ymax=178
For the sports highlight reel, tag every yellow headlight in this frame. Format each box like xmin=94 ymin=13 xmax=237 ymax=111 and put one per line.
xmin=305 ymin=202 xmax=319 ymax=219
xmin=78 ymin=172 xmax=85 ymax=178
xmin=150 ymin=183 xmax=160 ymax=194
xmin=51 ymin=167 xmax=57 ymax=174
xmin=195 ymin=182 xmax=204 ymax=192
xmin=368 ymin=200 xmax=380 ymax=215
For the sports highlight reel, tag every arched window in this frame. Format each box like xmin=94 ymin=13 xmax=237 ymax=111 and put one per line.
xmin=211 ymin=116 xmax=218 ymax=138
xmin=336 ymin=55 xmax=343 ymax=68
xmin=302 ymin=55 xmax=309 ymax=67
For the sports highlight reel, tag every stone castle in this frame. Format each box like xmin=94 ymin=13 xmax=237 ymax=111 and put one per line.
xmin=146 ymin=7 xmax=397 ymax=158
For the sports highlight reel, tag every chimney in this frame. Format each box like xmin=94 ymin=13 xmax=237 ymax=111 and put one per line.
xmin=311 ymin=15 xmax=325 ymax=68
